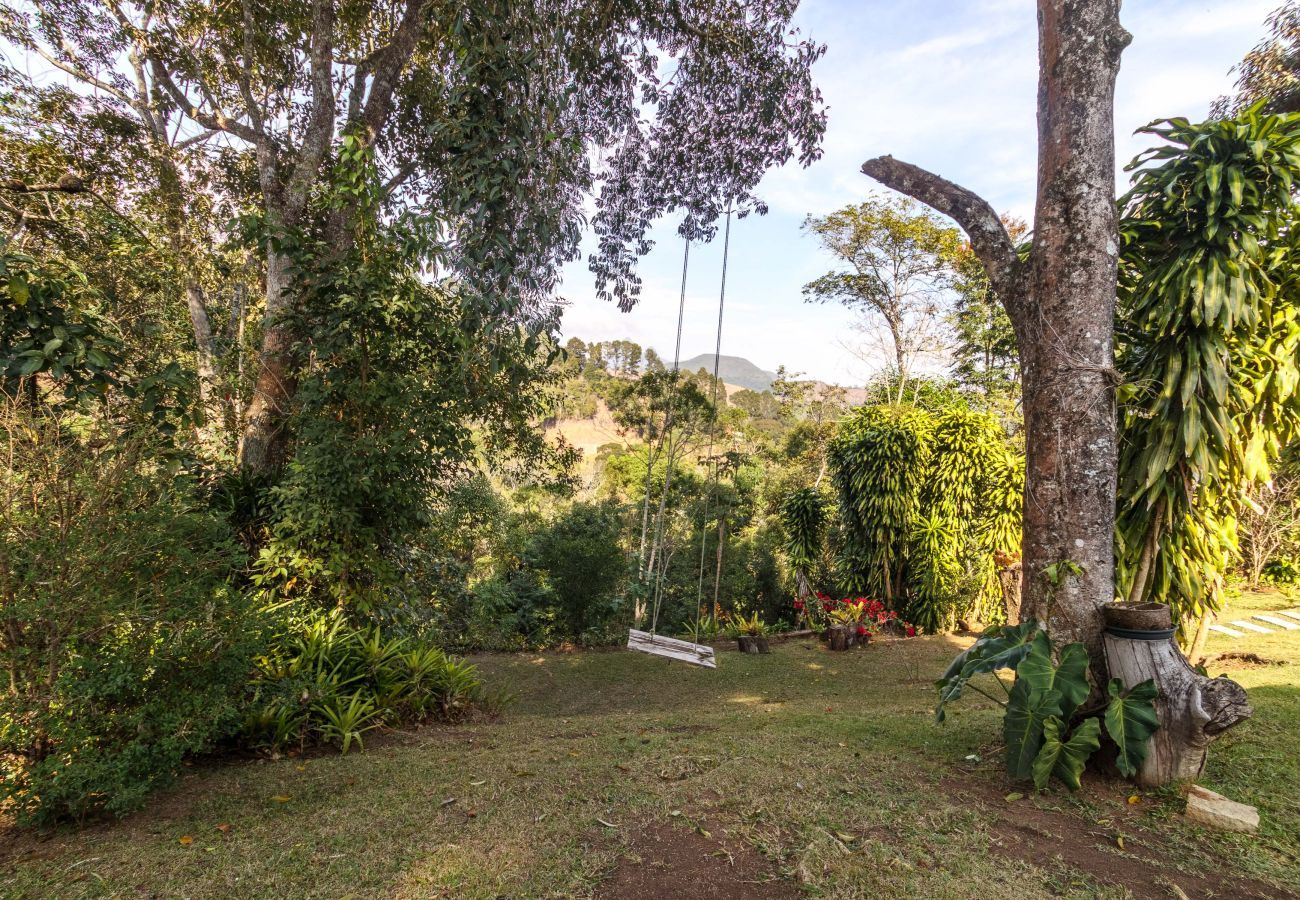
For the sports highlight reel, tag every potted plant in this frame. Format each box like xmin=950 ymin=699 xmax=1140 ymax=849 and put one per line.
xmin=726 ymin=611 xmax=771 ymax=653
xmin=821 ymin=596 xmax=917 ymax=649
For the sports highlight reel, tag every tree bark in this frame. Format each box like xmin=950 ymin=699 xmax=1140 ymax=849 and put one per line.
xmin=1103 ymin=630 xmax=1250 ymax=785
xmin=862 ymin=0 xmax=1130 ymax=688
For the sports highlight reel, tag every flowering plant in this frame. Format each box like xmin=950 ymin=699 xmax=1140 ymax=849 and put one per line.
xmin=797 ymin=592 xmax=917 ymax=638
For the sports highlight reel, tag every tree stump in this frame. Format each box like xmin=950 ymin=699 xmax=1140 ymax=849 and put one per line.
xmin=737 ymin=635 xmax=769 ymax=654
xmin=826 ymin=625 xmax=865 ymax=651
xmin=1102 ymin=602 xmax=1252 ymax=786
xmin=997 ymin=560 xmax=1023 ymax=623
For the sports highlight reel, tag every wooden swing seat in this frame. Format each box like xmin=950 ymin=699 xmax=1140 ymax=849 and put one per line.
xmin=627 ymin=629 xmax=717 ymax=668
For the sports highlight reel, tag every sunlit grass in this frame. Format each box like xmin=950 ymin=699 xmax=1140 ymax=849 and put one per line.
xmin=1 ymin=605 xmax=1296 ymax=898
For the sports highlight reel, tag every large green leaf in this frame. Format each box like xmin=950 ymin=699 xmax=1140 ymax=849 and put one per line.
xmin=1004 ymin=678 xmax=1062 ymax=780
xmin=1104 ymin=678 xmax=1160 ymax=778
xmin=1013 ymin=633 xmax=1091 ymax=722
xmin=1032 ymin=716 xmax=1102 ymax=791
xmin=935 ymin=620 xmax=1040 ymax=722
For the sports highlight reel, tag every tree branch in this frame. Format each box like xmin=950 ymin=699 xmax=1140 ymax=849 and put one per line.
xmin=861 ymin=155 xmax=1026 ymax=319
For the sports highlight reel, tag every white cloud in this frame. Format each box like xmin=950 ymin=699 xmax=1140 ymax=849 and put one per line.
xmin=560 ymin=0 xmax=1278 ymax=387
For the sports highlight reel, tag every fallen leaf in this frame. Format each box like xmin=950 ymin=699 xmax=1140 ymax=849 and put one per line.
xmin=1115 ymin=835 xmax=1125 ymax=850
xmin=215 ymin=824 xmax=231 ymax=834
xmin=178 ymin=835 xmax=194 ymax=846
xmin=295 ymin=765 xmax=306 ymax=772
xmin=271 ymin=795 xmax=290 ymax=803
xmin=1127 ymin=794 xmax=1140 ymax=805
xmin=669 ymin=810 xmax=682 ymax=817
xmin=1004 ymin=792 xmax=1023 ymax=802
xmin=469 ymin=780 xmax=486 ymax=787
xmin=440 ymin=797 xmax=457 ymax=807
xmin=835 ymin=831 xmax=856 ymax=842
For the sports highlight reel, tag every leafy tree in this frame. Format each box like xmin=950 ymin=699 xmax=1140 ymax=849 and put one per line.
xmin=1214 ymin=2 xmax=1300 ymax=116
xmin=803 ymin=197 xmax=963 ymax=401
xmin=2 ymin=0 xmax=826 ymax=471
xmin=947 ymin=217 xmax=1027 ymax=403
xmin=1115 ymin=107 xmax=1300 ymax=643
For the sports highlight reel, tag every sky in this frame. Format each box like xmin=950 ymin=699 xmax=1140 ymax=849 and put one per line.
xmin=555 ymin=0 xmax=1280 ymax=386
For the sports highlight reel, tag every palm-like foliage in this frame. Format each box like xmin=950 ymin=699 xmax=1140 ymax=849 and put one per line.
xmin=1116 ymin=105 xmax=1300 ymax=625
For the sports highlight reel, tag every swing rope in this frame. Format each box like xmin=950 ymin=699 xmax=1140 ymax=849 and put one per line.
xmin=693 ymin=205 xmax=733 ymax=640
xmin=641 ymin=207 xmax=735 ymax=651
xmin=646 ymin=237 xmax=693 ymax=636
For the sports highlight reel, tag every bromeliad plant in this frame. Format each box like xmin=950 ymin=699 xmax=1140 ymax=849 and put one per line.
xmin=243 ymin=611 xmax=484 ymax=755
xmin=725 ymin=611 xmax=771 ymax=638
xmin=936 ymin=621 xmax=1160 ymax=790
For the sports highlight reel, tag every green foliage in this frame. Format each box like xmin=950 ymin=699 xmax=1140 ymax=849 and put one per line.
xmin=1105 ymin=678 xmax=1161 ymax=779
xmin=829 ymin=405 xmax=931 ymax=601
xmin=829 ymin=402 xmax=1020 ymax=631
xmin=253 ymin=146 xmax=569 ymax=615
xmin=1003 ymin=676 xmax=1063 ymax=781
xmin=780 ymin=487 xmax=828 ymax=570
xmin=1033 ymin=717 xmax=1102 ymax=792
xmin=937 ymin=622 xmax=1160 ymax=791
xmin=1116 ymin=106 xmax=1300 ymax=625
xmin=935 ymin=619 xmax=1040 ymax=722
xmin=724 ymin=610 xmax=770 ymax=638
xmin=243 ymin=611 xmax=483 ymax=755
xmin=0 ymin=410 xmax=255 ymax=826
xmin=520 ymin=500 xmax=629 ymax=640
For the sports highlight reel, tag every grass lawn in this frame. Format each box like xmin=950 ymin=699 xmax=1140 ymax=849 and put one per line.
xmin=3 ymin=593 xmax=1298 ymax=899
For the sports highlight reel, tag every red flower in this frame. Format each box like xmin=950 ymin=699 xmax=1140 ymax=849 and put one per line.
xmin=855 ymin=625 xmax=868 ymax=636
xmin=905 ymin=625 xmax=917 ymax=637
xmin=793 ymin=599 xmax=805 ymax=611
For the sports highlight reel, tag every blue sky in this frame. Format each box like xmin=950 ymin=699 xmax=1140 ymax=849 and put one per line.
xmin=557 ymin=0 xmax=1279 ymax=385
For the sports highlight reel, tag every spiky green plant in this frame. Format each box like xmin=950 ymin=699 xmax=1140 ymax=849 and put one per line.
xmin=1116 ymin=104 xmax=1300 ymax=629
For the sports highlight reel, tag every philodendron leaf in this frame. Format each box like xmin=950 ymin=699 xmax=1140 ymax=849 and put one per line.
xmin=1032 ymin=716 xmax=1102 ymax=791
xmin=1053 ymin=643 xmax=1091 ymax=721
xmin=1004 ymin=678 xmax=1062 ymax=780
xmin=1104 ymin=678 xmax=1161 ymax=778
xmin=1014 ymin=634 xmax=1091 ymax=722
xmin=935 ymin=620 xmax=1041 ymax=722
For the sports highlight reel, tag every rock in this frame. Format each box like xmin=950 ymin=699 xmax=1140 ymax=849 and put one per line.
xmin=1184 ymin=785 xmax=1259 ymax=833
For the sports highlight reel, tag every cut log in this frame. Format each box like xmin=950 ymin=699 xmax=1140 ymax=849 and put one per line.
xmin=736 ymin=635 xmax=770 ymax=654
xmin=1102 ymin=604 xmax=1251 ymax=786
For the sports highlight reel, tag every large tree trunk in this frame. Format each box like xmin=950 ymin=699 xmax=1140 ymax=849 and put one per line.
xmin=861 ymin=0 xmax=1129 ymax=689
xmin=1019 ymin=0 xmax=1128 ymax=677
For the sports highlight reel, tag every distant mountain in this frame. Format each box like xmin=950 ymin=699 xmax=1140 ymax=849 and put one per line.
xmin=676 ymin=354 xmax=777 ymax=392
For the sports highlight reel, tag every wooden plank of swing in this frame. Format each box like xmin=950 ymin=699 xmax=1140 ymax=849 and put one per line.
xmin=627 ymin=629 xmax=717 ymax=668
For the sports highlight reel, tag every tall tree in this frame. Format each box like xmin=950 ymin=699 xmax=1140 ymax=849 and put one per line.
xmin=803 ymin=197 xmax=962 ymax=402
xmin=1213 ymin=1 xmax=1300 ymax=116
xmin=861 ymin=0 xmax=1129 ymax=673
xmin=948 ymin=217 xmax=1027 ymax=402
xmin=6 ymin=0 xmax=826 ymax=473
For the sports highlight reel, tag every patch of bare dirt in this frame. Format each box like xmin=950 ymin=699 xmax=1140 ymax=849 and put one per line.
xmin=596 ymin=819 xmax=798 ymax=899
xmin=1204 ymin=652 xmax=1285 ymax=670
xmin=943 ymin=773 xmax=1295 ymax=899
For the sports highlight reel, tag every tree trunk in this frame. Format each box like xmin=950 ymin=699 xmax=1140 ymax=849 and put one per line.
xmin=861 ymin=0 xmax=1130 ymax=689
xmin=238 ymin=249 xmax=297 ymax=472
xmin=998 ymin=560 xmax=1023 ymax=623
xmin=1020 ymin=0 xmax=1128 ymax=680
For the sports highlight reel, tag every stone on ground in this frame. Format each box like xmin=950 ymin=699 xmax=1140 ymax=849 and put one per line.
xmin=1184 ymin=785 xmax=1259 ymax=833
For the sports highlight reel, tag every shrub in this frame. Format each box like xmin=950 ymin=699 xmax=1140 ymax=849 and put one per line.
xmin=0 ymin=411 xmax=255 ymax=826
xmin=242 ymin=611 xmax=483 ymax=754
